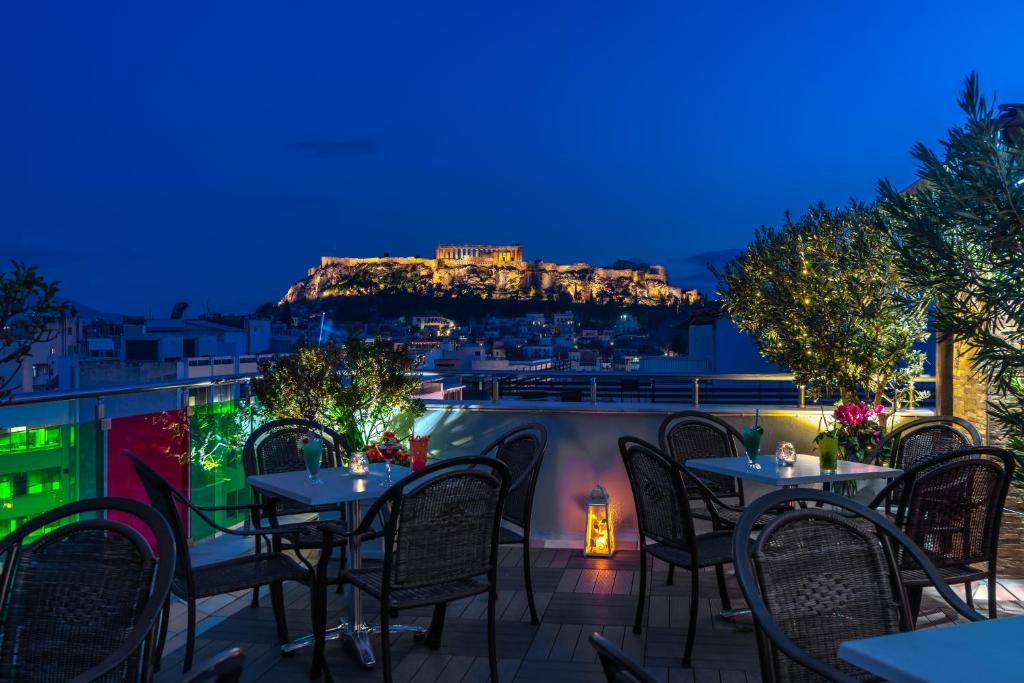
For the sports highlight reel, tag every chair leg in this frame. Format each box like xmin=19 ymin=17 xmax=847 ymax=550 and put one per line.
xmin=988 ymin=568 xmax=998 ymax=619
xmin=682 ymin=567 xmax=699 ymax=668
xmin=907 ymin=586 xmax=923 ymax=622
xmin=251 ymin=534 xmax=262 ymax=608
xmin=634 ymin=550 xmax=647 ymax=634
xmin=666 ymin=564 xmax=675 ymax=585
xmin=714 ymin=564 xmax=732 ymax=611
xmin=154 ymin=596 xmax=171 ymax=672
xmin=270 ymin=581 xmax=290 ymax=644
xmin=183 ymin=598 xmax=197 ymax=673
xmin=523 ymin=539 xmax=539 ymax=624
xmin=488 ymin=586 xmax=499 ymax=682
xmin=380 ymin=602 xmax=393 ymax=683
xmin=426 ymin=603 xmax=447 ymax=650
xmin=964 ymin=581 xmax=974 ymax=609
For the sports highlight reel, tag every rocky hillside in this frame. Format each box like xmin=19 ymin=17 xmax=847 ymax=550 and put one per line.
xmin=281 ymin=256 xmax=698 ymax=307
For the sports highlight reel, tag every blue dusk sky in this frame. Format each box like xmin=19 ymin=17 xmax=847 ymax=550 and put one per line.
xmin=3 ymin=1 xmax=1023 ymax=315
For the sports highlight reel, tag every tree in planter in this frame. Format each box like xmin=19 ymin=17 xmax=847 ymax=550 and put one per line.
xmin=1 ymin=262 xmax=70 ymax=403
xmin=714 ymin=202 xmax=930 ymax=407
xmin=879 ymin=72 xmax=1024 ymax=469
xmin=252 ymin=341 xmax=346 ymax=426
xmin=328 ymin=337 xmax=425 ymax=451
xmin=252 ymin=338 xmax=425 ymax=453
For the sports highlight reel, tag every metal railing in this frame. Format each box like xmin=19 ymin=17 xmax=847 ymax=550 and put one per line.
xmin=418 ymin=369 xmax=937 ymax=409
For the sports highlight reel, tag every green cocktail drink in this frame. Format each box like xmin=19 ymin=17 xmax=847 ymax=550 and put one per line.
xmin=818 ymin=434 xmax=839 ymax=473
xmin=742 ymin=426 xmax=763 ymax=466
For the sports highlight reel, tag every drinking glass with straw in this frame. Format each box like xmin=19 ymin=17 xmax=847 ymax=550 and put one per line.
xmin=741 ymin=409 xmax=764 ymax=469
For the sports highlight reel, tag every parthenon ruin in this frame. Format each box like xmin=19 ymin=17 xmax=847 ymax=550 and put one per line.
xmin=436 ymin=244 xmax=522 ymax=263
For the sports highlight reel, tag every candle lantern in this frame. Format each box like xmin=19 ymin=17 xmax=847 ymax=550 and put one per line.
xmin=350 ymin=450 xmax=370 ymax=475
xmin=584 ymin=484 xmax=615 ymax=557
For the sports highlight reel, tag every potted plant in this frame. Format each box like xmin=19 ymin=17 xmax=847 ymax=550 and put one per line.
xmin=814 ymin=401 xmax=886 ymax=486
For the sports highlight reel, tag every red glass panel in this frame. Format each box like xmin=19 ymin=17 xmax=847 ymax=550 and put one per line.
xmin=107 ymin=408 xmax=190 ymax=544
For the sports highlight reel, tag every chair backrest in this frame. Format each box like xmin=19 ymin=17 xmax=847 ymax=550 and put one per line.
xmin=881 ymin=416 xmax=981 ymax=470
xmin=242 ymin=418 xmax=351 ymax=514
xmin=589 ymin=633 xmax=658 ymax=683
xmin=0 ymin=497 xmax=175 ymax=683
xmin=876 ymin=417 xmax=981 ymax=515
xmin=182 ymin=647 xmax=244 ymax=683
xmin=375 ymin=456 xmax=509 ymax=592
xmin=658 ymin=410 xmax=742 ymax=498
xmin=896 ymin=447 xmax=1014 ymax=569
xmin=618 ymin=436 xmax=697 ymax=552
xmin=243 ymin=418 xmax=350 ymax=477
xmin=733 ymin=489 xmax=983 ymax=683
xmin=123 ymin=449 xmax=195 ymax=593
xmin=480 ymin=423 xmax=547 ymax=528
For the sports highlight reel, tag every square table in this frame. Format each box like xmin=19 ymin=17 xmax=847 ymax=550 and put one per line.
xmin=247 ymin=463 xmax=418 ymax=669
xmin=838 ymin=615 xmax=1024 ymax=682
xmin=686 ymin=453 xmax=901 ymax=489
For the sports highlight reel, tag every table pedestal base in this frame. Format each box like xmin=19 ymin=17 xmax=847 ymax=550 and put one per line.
xmin=281 ymin=621 xmax=428 ymax=668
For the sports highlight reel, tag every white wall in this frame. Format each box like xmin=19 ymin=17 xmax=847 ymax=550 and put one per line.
xmin=414 ymin=402 xmax=925 ymax=548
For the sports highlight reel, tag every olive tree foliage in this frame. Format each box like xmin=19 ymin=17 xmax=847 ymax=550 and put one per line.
xmin=714 ymin=203 xmax=929 ymax=405
xmin=880 ymin=72 xmax=1024 ymax=458
xmin=253 ymin=337 xmax=425 ymax=452
xmin=0 ymin=262 xmax=70 ymax=403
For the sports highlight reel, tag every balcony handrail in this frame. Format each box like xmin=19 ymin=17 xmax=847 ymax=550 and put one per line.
xmin=420 ymin=369 xmax=936 ymax=383
xmin=3 ymin=372 xmax=261 ymax=407
xmin=2 ymin=369 xmax=936 ymax=408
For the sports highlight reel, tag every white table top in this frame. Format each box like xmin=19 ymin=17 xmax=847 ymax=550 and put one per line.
xmin=686 ymin=454 xmax=901 ymax=486
xmin=838 ymin=615 xmax=1024 ymax=683
xmin=247 ymin=463 xmax=400 ymax=506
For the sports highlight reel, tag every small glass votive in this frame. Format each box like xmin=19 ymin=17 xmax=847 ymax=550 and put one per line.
xmin=775 ymin=441 xmax=797 ymax=466
xmin=350 ymin=450 xmax=370 ymax=475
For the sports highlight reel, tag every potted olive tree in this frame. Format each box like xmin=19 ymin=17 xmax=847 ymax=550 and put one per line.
xmin=253 ymin=337 xmax=425 ymax=456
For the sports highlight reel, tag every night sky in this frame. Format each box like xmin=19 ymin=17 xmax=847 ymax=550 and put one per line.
xmin=5 ymin=1 xmax=1023 ymax=315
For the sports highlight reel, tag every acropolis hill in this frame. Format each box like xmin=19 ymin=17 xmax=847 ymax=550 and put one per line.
xmin=281 ymin=244 xmax=698 ymax=307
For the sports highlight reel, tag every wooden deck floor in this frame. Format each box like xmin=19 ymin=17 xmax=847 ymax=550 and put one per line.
xmin=155 ymin=547 xmax=1024 ymax=682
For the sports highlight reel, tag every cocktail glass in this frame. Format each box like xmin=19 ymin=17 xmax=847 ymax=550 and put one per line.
xmin=818 ymin=434 xmax=839 ymax=473
xmin=302 ymin=437 xmax=323 ymax=485
xmin=742 ymin=426 xmax=763 ymax=469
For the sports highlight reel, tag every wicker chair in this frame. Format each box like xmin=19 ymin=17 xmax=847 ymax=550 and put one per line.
xmin=619 ymin=436 xmax=735 ymax=667
xmin=242 ymin=418 xmax=351 ymax=605
xmin=875 ymin=416 xmax=981 ymax=515
xmin=733 ymin=488 xmax=985 ymax=683
xmin=483 ymin=423 xmax=547 ymax=624
xmin=123 ymin=450 xmax=316 ymax=673
xmin=658 ymin=411 xmax=749 ymax=586
xmin=589 ymin=633 xmax=658 ymax=683
xmin=869 ymin=447 xmax=1014 ymax=620
xmin=181 ymin=648 xmax=244 ymax=683
xmin=315 ymin=456 xmax=510 ymax=683
xmin=0 ymin=496 xmax=174 ymax=682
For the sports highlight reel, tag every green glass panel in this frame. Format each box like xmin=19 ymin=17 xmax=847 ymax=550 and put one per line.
xmin=188 ymin=398 xmax=257 ymax=541
xmin=0 ymin=412 xmax=93 ymax=540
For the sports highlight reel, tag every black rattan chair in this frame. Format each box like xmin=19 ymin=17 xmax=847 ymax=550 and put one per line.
xmin=483 ymin=423 xmax=547 ymax=624
xmin=733 ymin=488 xmax=985 ymax=683
xmin=315 ymin=456 xmax=510 ymax=683
xmin=589 ymin=632 xmax=658 ymax=683
xmin=658 ymin=410 xmax=745 ymax=504
xmin=123 ymin=450 xmax=316 ymax=673
xmin=242 ymin=418 xmax=351 ymax=605
xmin=619 ymin=436 xmax=735 ymax=667
xmin=658 ymin=411 xmax=749 ymax=586
xmin=181 ymin=647 xmax=244 ymax=683
xmin=0 ymin=496 xmax=175 ymax=682
xmin=874 ymin=416 xmax=982 ymax=515
xmin=869 ymin=446 xmax=1014 ymax=620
